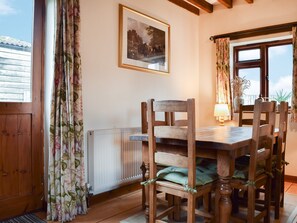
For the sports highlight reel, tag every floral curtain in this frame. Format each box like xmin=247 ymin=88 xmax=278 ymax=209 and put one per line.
xmin=215 ymin=38 xmax=232 ymax=115
xmin=292 ymin=26 xmax=297 ymax=122
xmin=47 ymin=0 xmax=87 ymax=221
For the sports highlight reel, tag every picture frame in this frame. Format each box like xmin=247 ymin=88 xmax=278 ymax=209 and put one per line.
xmin=119 ymin=4 xmax=170 ymax=75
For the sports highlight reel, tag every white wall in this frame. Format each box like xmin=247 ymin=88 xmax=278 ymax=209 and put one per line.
xmin=198 ymin=0 xmax=297 ymax=176
xmin=80 ymin=0 xmax=200 ymax=134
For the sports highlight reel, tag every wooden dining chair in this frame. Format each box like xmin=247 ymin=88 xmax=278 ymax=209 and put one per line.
xmin=231 ymin=99 xmax=276 ymax=223
xmin=146 ymin=98 xmax=217 ymax=223
xmin=239 ymin=101 xmax=289 ymax=219
xmin=270 ymin=101 xmax=289 ymax=219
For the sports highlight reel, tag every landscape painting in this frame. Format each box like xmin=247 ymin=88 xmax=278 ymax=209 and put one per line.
xmin=119 ymin=5 xmax=170 ymax=74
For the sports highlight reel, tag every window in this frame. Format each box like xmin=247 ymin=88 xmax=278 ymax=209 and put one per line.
xmin=233 ymin=39 xmax=293 ymax=105
xmin=0 ymin=0 xmax=34 ymax=102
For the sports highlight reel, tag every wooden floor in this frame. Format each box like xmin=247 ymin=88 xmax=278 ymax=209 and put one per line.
xmin=38 ymin=181 xmax=297 ymax=222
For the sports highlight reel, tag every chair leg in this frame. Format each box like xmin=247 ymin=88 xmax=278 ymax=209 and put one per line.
xmin=215 ymin=187 xmax=220 ymax=223
xmin=167 ymin=194 xmax=174 ymax=220
xmin=140 ymin=162 xmax=147 ymax=210
xmin=274 ymin=171 xmax=281 ymax=220
xmin=174 ymin=196 xmax=181 ymax=221
xmin=187 ymin=194 xmax=196 ymax=223
xmin=203 ymin=192 xmax=211 ymax=212
xmin=149 ymin=183 xmax=157 ymax=223
xmin=280 ymin=169 xmax=285 ymax=208
xmin=247 ymin=186 xmax=256 ymax=223
xmin=203 ymin=193 xmax=213 ymax=223
xmin=232 ymin=189 xmax=239 ymax=213
xmin=264 ymin=179 xmax=271 ymax=223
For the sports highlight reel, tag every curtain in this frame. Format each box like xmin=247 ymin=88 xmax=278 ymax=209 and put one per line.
xmin=292 ymin=26 xmax=297 ymax=122
xmin=47 ymin=0 xmax=87 ymax=221
xmin=215 ymin=38 xmax=232 ymax=115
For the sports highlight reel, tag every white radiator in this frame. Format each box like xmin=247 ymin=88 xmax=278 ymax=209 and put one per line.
xmin=87 ymin=128 xmax=142 ymax=195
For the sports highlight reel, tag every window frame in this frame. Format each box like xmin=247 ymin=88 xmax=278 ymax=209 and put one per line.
xmin=233 ymin=38 xmax=292 ymax=100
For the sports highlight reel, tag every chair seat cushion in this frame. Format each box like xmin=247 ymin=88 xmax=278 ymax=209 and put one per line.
xmin=232 ymin=155 xmax=265 ymax=180
xmin=157 ymin=163 xmax=217 ymax=186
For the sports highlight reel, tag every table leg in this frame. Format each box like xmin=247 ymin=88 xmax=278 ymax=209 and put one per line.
xmin=141 ymin=143 xmax=149 ymax=220
xmin=140 ymin=161 xmax=149 ymax=220
xmin=218 ymin=176 xmax=232 ymax=223
xmin=216 ymin=150 xmax=233 ymax=223
xmin=140 ymin=162 xmax=147 ymax=209
xmin=145 ymin=163 xmax=149 ymax=220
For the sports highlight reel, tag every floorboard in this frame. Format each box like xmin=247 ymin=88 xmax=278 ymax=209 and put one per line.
xmin=37 ymin=182 xmax=297 ymax=222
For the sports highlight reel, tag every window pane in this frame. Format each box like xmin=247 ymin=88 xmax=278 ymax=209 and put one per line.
xmin=239 ymin=68 xmax=260 ymax=105
xmin=238 ymin=48 xmax=260 ymax=61
xmin=268 ymin=44 xmax=292 ymax=106
xmin=0 ymin=0 xmax=33 ymax=102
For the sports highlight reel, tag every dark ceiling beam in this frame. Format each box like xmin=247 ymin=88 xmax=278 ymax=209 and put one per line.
xmin=168 ymin=0 xmax=200 ymax=16
xmin=186 ymin=0 xmax=213 ymax=13
xmin=218 ymin=0 xmax=233 ymax=8
xmin=245 ymin=0 xmax=253 ymax=3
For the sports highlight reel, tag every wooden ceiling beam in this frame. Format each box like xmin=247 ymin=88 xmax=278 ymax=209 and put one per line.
xmin=245 ymin=0 xmax=254 ymax=3
xmin=168 ymin=0 xmax=200 ymax=16
xmin=186 ymin=0 xmax=213 ymax=13
xmin=218 ymin=0 xmax=233 ymax=8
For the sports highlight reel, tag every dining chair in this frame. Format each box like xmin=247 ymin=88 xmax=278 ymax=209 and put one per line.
xmin=231 ymin=99 xmax=276 ymax=223
xmin=239 ymin=101 xmax=289 ymax=219
xmin=146 ymin=98 xmax=217 ymax=223
xmin=237 ymin=103 xmax=269 ymax=202
xmin=267 ymin=101 xmax=289 ymax=219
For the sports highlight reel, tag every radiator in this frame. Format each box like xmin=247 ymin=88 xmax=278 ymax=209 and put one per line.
xmin=87 ymin=128 xmax=142 ymax=195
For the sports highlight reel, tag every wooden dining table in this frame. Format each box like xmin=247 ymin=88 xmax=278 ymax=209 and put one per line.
xmin=130 ymin=125 xmax=278 ymax=223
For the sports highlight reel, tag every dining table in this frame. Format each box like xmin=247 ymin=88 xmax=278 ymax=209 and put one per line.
xmin=129 ymin=125 xmax=278 ymax=223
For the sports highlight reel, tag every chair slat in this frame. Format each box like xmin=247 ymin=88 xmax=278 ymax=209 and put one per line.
xmin=173 ymin=119 xmax=188 ymax=126
xmin=259 ymin=124 xmax=273 ymax=137
xmin=260 ymin=101 xmax=276 ymax=112
xmin=155 ymin=126 xmax=188 ymax=140
xmin=241 ymin=119 xmax=254 ymax=126
xmin=256 ymin=148 xmax=270 ymax=162
xmin=153 ymin=100 xmax=188 ymax=112
xmin=155 ymin=152 xmax=188 ymax=168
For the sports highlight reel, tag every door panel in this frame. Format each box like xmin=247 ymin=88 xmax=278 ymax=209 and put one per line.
xmin=18 ymin=114 xmax=32 ymax=196
xmin=0 ymin=114 xmax=32 ymax=198
xmin=0 ymin=114 xmax=41 ymax=218
xmin=0 ymin=115 xmax=18 ymax=199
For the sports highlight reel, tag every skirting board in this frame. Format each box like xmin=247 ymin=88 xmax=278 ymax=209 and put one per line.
xmin=89 ymin=182 xmax=141 ymax=206
xmin=285 ymin=175 xmax=297 ymax=183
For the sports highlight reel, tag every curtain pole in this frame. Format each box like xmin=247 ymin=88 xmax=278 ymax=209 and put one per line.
xmin=210 ymin=21 xmax=297 ymax=42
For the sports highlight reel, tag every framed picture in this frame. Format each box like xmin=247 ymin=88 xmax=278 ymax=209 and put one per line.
xmin=119 ymin=4 xmax=170 ymax=75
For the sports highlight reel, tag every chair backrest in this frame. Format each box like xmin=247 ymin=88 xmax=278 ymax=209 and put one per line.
xmin=141 ymin=101 xmax=175 ymax=133
xmin=147 ymin=99 xmax=196 ymax=189
xmin=248 ymin=99 xmax=276 ymax=181
xmin=238 ymin=104 xmax=269 ymax=127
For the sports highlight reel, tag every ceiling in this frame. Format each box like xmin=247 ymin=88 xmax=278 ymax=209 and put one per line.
xmin=168 ymin=0 xmax=253 ymax=15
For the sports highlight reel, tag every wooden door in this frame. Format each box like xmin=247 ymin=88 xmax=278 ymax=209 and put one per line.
xmin=0 ymin=0 xmax=44 ymax=219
